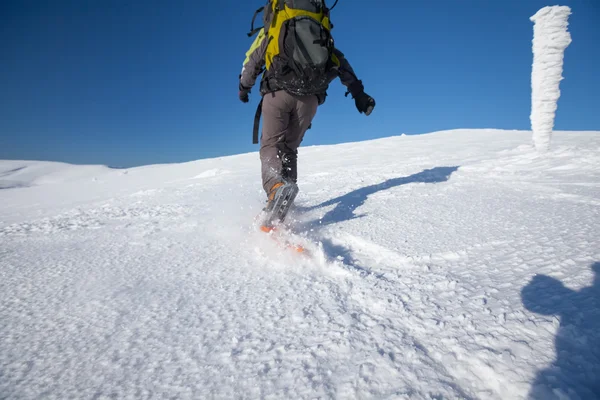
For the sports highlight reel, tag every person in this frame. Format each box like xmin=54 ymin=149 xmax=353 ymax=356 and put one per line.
xmin=238 ymin=1 xmax=375 ymax=228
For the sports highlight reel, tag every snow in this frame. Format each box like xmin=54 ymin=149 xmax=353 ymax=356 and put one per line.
xmin=530 ymin=6 xmax=572 ymax=152
xmin=1 ymin=129 xmax=599 ymax=399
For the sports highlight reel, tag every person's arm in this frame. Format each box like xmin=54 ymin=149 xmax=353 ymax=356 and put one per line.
xmin=333 ymin=48 xmax=363 ymax=96
xmin=333 ymin=48 xmax=376 ymax=116
xmin=239 ymin=30 xmax=268 ymax=99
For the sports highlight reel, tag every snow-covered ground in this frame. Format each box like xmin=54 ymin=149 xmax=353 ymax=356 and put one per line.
xmin=1 ymin=129 xmax=599 ymax=399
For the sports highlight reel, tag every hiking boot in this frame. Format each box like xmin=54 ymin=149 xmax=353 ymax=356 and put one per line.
xmin=266 ymin=182 xmax=285 ymax=210
xmin=260 ymin=181 xmax=299 ymax=227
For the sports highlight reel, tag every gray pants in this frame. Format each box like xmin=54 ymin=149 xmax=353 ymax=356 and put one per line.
xmin=260 ymin=90 xmax=318 ymax=194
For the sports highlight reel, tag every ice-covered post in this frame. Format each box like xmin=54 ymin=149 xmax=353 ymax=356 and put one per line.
xmin=530 ymin=6 xmax=572 ymax=152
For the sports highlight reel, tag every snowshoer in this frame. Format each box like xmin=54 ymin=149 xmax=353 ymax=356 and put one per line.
xmin=239 ymin=0 xmax=375 ymax=229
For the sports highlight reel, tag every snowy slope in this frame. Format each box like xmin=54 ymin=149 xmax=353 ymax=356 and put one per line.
xmin=1 ymin=129 xmax=599 ymax=399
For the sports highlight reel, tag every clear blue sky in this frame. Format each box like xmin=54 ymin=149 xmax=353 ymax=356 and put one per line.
xmin=1 ymin=0 xmax=599 ymax=167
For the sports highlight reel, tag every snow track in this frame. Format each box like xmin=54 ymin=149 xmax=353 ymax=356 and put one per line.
xmin=1 ymin=130 xmax=599 ymax=399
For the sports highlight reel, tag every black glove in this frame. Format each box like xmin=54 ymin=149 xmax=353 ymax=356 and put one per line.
xmin=239 ymin=88 xmax=250 ymax=103
xmin=346 ymin=80 xmax=375 ymax=116
xmin=239 ymin=81 xmax=250 ymax=103
xmin=354 ymin=91 xmax=375 ymax=116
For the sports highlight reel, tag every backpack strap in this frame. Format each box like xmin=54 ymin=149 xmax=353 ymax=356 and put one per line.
xmin=247 ymin=6 xmax=265 ymax=37
xmin=252 ymin=98 xmax=264 ymax=144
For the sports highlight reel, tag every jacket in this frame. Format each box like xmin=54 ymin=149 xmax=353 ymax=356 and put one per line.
xmin=239 ymin=31 xmax=364 ymax=105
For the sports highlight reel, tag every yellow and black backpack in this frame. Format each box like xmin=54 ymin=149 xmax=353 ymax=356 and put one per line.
xmin=246 ymin=0 xmax=340 ymax=96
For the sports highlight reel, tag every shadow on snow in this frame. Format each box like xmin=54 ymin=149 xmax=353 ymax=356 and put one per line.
xmin=521 ymin=262 xmax=600 ymax=399
xmin=295 ymin=166 xmax=459 ymax=229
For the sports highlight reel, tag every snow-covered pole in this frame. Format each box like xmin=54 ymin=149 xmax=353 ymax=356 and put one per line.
xmin=530 ymin=6 xmax=572 ymax=152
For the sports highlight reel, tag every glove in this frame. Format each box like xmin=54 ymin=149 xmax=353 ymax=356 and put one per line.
xmin=239 ymin=80 xmax=250 ymax=103
xmin=354 ymin=91 xmax=376 ymax=116
xmin=239 ymin=88 xmax=250 ymax=103
xmin=346 ymin=80 xmax=375 ymax=116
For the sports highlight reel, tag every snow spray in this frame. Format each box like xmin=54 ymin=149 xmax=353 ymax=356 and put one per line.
xmin=530 ymin=6 xmax=572 ymax=152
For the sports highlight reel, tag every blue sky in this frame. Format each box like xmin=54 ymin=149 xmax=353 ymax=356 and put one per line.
xmin=1 ymin=0 xmax=599 ymax=167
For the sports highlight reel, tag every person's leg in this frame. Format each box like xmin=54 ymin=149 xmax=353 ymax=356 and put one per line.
xmin=278 ymin=94 xmax=318 ymax=184
xmin=259 ymin=91 xmax=293 ymax=194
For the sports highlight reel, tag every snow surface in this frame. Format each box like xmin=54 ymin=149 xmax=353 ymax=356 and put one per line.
xmin=530 ymin=6 xmax=572 ymax=152
xmin=1 ymin=129 xmax=599 ymax=399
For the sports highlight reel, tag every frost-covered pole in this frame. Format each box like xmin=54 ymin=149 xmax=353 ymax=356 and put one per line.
xmin=530 ymin=6 xmax=572 ymax=152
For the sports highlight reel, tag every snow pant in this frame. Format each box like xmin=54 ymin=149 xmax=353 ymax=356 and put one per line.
xmin=260 ymin=90 xmax=318 ymax=194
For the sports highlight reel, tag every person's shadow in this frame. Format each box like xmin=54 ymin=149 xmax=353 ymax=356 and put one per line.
xmin=521 ymin=262 xmax=600 ymax=399
xmin=294 ymin=166 xmax=459 ymax=229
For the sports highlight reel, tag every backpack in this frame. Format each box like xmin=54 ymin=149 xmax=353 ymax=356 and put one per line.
xmin=247 ymin=0 xmax=340 ymax=96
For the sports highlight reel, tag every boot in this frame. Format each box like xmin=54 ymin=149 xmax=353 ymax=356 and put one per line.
xmin=260 ymin=181 xmax=299 ymax=230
